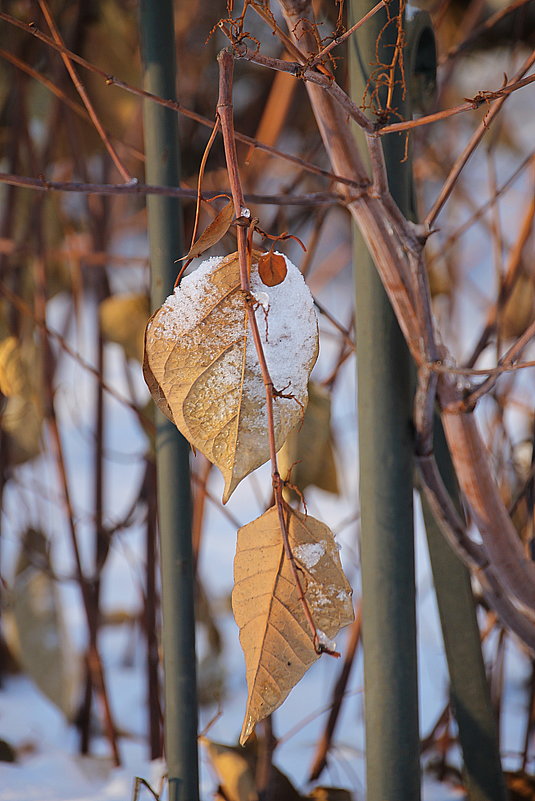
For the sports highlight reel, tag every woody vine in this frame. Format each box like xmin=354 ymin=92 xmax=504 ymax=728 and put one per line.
xmin=143 ymin=0 xmax=535 ymax=741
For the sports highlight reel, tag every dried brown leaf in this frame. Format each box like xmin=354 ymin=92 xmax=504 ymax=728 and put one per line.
xmin=201 ymin=737 xmax=303 ymax=801
xmin=144 ymin=252 xmax=318 ymax=502
xmin=233 ymin=506 xmax=353 ymax=744
xmin=100 ymin=293 xmax=150 ymax=362
xmin=6 ymin=529 xmax=81 ymax=718
xmin=201 ymin=739 xmax=257 ymax=801
xmin=142 ymin=318 xmax=175 ymax=424
xmin=279 ymin=382 xmax=339 ymax=495
xmin=506 ymin=770 xmax=535 ymax=800
xmin=0 ymin=337 xmax=43 ymax=465
xmin=501 ymin=272 xmax=535 ymax=339
xmin=0 ymin=336 xmax=26 ymax=397
xmin=184 ymin=200 xmax=235 ymax=260
xmin=258 ymin=251 xmax=288 ymax=287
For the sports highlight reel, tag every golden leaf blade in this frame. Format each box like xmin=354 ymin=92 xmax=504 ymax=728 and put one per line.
xmin=183 ymin=199 xmax=235 ymax=261
xmin=143 ymin=252 xmax=318 ymax=502
xmin=501 ymin=272 xmax=535 ymax=339
xmin=200 ymin=739 xmax=257 ymax=801
xmin=0 ymin=336 xmax=26 ymax=397
xmin=0 ymin=336 xmax=43 ymax=465
xmin=233 ymin=506 xmax=354 ymax=744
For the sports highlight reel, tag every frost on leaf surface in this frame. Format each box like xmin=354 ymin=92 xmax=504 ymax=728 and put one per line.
xmin=143 ymin=252 xmax=318 ymax=502
xmin=232 ymin=506 xmax=354 ymax=744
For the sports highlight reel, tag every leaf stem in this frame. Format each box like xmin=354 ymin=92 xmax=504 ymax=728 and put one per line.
xmin=217 ymin=48 xmax=323 ymax=654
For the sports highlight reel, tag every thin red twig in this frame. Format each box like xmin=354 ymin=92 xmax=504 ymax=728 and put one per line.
xmin=216 ymin=48 xmax=324 ymax=655
xmin=37 ymin=0 xmax=132 ymax=183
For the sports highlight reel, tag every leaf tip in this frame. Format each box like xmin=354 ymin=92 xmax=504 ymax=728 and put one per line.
xmin=239 ymin=716 xmax=255 ymax=747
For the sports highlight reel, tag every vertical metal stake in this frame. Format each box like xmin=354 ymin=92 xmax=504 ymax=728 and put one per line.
xmin=349 ymin=2 xmax=421 ymax=799
xmin=422 ymin=420 xmax=508 ymax=801
xmin=139 ymin=4 xmax=199 ymax=800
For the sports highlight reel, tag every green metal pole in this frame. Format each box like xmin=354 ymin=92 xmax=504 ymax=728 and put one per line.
xmin=349 ymin=3 xmax=421 ymax=800
xmin=422 ymin=419 xmax=507 ymax=801
xmin=139 ymin=5 xmax=199 ymax=801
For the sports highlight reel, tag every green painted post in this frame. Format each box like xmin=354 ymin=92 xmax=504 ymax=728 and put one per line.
xmin=422 ymin=420 xmax=508 ymax=801
xmin=348 ymin=3 xmax=421 ymax=800
xmin=348 ymin=4 xmax=505 ymax=797
xmin=139 ymin=4 xmax=199 ymax=800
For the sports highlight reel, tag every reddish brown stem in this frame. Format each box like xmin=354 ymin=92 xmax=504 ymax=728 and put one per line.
xmin=425 ymin=48 xmax=535 ymax=227
xmin=0 ymin=11 xmax=360 ymax=189
xmin=308 ymin=603 xmax=362 ymax=780
xmin=307 ymin=0 xmax=388 ymax=68
xmin=145 ymin=458 xmax=163 ymax=759
xmin=217 ymin=48 xmax=323 ymax=654
xmin=37 ymin=0 xmax=132 ymax=183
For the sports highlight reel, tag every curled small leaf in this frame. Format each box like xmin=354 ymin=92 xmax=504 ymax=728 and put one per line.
xmin=183 ymin=199 xmax=235 ymax=261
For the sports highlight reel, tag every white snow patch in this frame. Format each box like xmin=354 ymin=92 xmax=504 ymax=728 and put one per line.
xmin=317 ymin=629 xmax=337 ymax=651
xmin=293 ymin=541 xmax=326 ymax=569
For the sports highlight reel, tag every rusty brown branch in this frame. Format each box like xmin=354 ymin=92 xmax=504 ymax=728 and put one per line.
xmin=0 ymin=172 xmax=340 ymax=206
xmin=0 ymin=11 xmax=362 ymax=190
xmin=425 ymin=48 xmax=535 ymax=227
xmin=217 ymin=47 xmax=324 ymax=655
xmin=37 ymin=0 xmax=132 ymax=183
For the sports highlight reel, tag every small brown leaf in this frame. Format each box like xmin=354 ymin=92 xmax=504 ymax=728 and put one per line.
xmin=144 ymin=252 xmax=318 ymax=502
xmin=501 ymin=272 xmax=535 ymax=340
xmin=6 ymin=529 xmax=81 ymax=718
xmin=258 ymin=251 xmax=288 ymax=287
xmin=279 ymin=382 xmax=339 ymax=495
xmin=201 ymin=739 xmax=257 ymax=801
xmin=184 ymin=200 xmax=235 ymax=260
xmin=100 ymin=293 xmax=150 ymax=362
xmin=306 ymin=789 xmax=353 ymax=801
xmin=233 ymin=506 xmax=353 ymax=744
xmin=0 ymin=336 xmax=43 ymax=465
xmin=0 ymin=336 xmax=26 ymax=397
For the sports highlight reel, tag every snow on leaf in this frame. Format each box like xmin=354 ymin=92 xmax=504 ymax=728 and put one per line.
xmin=232 ymin=506 xmax=354 ymax=744
xmin=143 ymin=252 xmax=318 ymax=503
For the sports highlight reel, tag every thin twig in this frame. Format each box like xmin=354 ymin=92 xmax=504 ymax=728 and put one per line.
xmin=190 ymin=119 xmax=221 ymax=249
xmin=307 ymin=0 xmax=388 ymax=68
xmin=234 ymin=46 xmax=375 ymax=133
xmin=217 ymin=48 xmax=324 ymax=654
xmin=441 ymin=0 xmax=534 ymax=63
xmin=426 ymin=150 xmax=535 ymax=266
xmin=379 ymin=72 xmax=535 ymax=134
xmin=37 ymin=0 xmax=133 ymax=183
xmin=0 ymin=12 xmax=363 ymax=189
xmin=308 ymin=603 xmax=362 ymax=780
xmin=425 ymin=48 xmax=535 ymax=227
xmin=462 ymin=318 xmax=535 ymax=411
xmin=0 ymin=172 xmax=340 ymax=206
xmin=465 ymin=185 xmax=535 ymax=367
